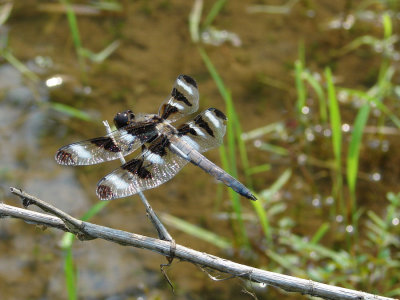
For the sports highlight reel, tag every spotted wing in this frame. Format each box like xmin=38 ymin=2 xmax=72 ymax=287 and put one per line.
xmin=96 ymin=134 xmax=188 ymax=200
xmin=55 ymin=121 xmax=158 ymax=166
xmin=176 ymin=108 xmax=227 ymax=153
xmin=158 ymin=74 xmax=199 ymax=122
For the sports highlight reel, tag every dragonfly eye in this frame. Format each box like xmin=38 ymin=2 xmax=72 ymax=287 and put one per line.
xmin=114 ymin=110 xmax=134 ymax=129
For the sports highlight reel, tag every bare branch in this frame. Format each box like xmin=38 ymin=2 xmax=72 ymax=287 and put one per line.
xmin=1 ymin=189 xmax=396 ymax=300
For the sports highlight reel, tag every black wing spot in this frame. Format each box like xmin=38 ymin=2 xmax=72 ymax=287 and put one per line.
xmin=209 ymin=108 xmax=227 ymax=120
xmin=177 ymin=123 xmax=198 ymax=136
xmin=126 ymin=123 xmax=158 ymax=143
xmin=171 ymin=88 xmax=191 ymax=106
xmin=127 ymin=122 xmax=157 ymax=135
xmin=148 ymin=135 xmax=170 ymax=157
xmin=122 ymin=159 xmax=152 ymax=179
xmin=160 ymin=104 xmax=179 ymax=120
xmin=194 ymin=115 xmax=214 ymax=137
xmin=90 ymin=137 xmax=121 ymax=153
xmin=180 ymin=74 xmax=197 ymax=88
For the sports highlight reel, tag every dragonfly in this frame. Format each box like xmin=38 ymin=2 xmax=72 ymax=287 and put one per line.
xmin=55 ymin=75 xmax=256 ymax=201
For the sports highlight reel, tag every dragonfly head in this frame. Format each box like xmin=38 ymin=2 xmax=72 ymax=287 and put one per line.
xmin=114 ymin=110 xmax=135 ymax=129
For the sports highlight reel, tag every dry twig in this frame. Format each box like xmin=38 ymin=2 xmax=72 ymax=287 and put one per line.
xmin=0 ymin=187 xmax=395 ymax=300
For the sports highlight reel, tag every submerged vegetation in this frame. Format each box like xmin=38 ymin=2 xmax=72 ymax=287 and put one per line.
xmin=1 ymin=0 xmax=400 ymax=299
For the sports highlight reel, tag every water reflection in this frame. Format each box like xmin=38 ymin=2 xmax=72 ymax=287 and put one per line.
xmin=45 ymin=76 xmax=63 ymax=88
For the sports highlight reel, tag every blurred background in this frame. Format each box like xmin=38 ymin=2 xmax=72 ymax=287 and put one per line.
xmin=0 ymin=0 xmax=400 ymax=299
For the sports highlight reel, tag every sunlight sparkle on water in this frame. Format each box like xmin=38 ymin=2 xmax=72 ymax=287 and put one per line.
xmin=83 ymin=86 xmax=92 ymax=95
xmin=392 ymin=218 xmax=399 ymax=226
xmin=346 ymin=225 xmax=354 ymax=233
xmin=325 ymin=196 xmax=334 ymax=206
xmin=328 ymin=14 xmax=355 ymax=30
xmin=370 ymin=172 xmax=381 ymax=182
xmin=297 ymin=153 xmax=307 ymax=165
xmin=338 ymin=90 xmax=349 ymax=103
xmin=301 ymin=106 xmax=310 ymax=115
xmin=323 ymin=128 xmax=331 ymax=137
xmin=382 ymin=140 xmax=390 ymax=152
xmin=45 ymin=76 xmax=63 ymax=87
xmin=336 ymin=215 xmax=343 ymax=223
xmin=341 ymin=123 xmax=350 ymax=132
xmin=306 ymin=10 xmax=315 ymax=18
xmin=312 ymin=197 xmax=321 ymax=207
xmin=305 ymin=128 xmax=315 ymax=141
xmin=314 ymin=124 xmax=322 ymax=133
xmin=254 ymin=139 xmax=262 ymax=148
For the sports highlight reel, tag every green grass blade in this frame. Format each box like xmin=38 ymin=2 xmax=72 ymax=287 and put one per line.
xmin=241 ymin=122 xmax=284 ymax=141
xmin=387 ymin=288 xmax=400 ymax=297
xmin=60 ymin=201 xmax=109 ymax=248
xmin=91 ymin=1 xmax=122 ymax=11
xmin=367 ymin=210 xmax=386 ymax=229
xmin=203 ymin=0 xmax=227 ymax=29
xmin=60 ymin=0 xmax=85 ymax=72
xmin=198 ymin=47 xmax=231 ymax=103
xmin=60 ymin=0 xmax=81 ymax=49
xmin=382 ymin=13 xmax=392 ymax=39
xmin=161 ymin=213 xmax=232 ymax=249
xmin=81 ymin=201 xmax=109 ymax=220
xmin=325 ymin=67 xmax=343 ymax=213
xmin=303 ymin=71 xmax=327 ymax=123
xmin=259 ymin=169 xmax=291 ymax=201
xmin=325 ymin=68 xmax=342 ymax=169
xmin=295 ymin=60 xmax=306 ymax=115
xmin=251 ymin=199 xmax=271 ymax=242
xmin=258 ymin=142 xmax=289 ymax=156
xmin=60 ymin=201 xmax=109 ymax=299
xmin=225 ymin=94 xmax=238 ymax=176
xmin=310 ymin=222 xmax=330 ymax=244
xmin=266 ymin=249 xmax=303 ymax=274
xmin=80 ymin=40 xmax=120 ymax=63
xmin=346 ymin=104 xmax=370 ymax=207
xmin=1 ymin=50 xmax=39 ymax=82
xmin=247 ymin=163 xmax=271 ymax=175
xmin=232 ymin=109 xmax=252 ymax=184
xmin=339 ymin=87 xmax=400 ymax=129
xmin=199 ymin=46 xmax=250 ymax=246
xmin=50 ymin=102 xmax=93 ymax=121
xmin=64 ymin=247 xmax=77 ymax=300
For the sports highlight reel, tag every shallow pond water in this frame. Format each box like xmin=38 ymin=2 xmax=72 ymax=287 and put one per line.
xmin=1 ymin=1 xmax=399 ymax=299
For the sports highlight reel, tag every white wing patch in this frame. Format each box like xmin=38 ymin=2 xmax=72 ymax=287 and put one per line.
xmin=70 ymin=144 xmax=92 ymax=159
xmin=177 ymin=78 xmax=194 ymax=96
xmin=190 ymin=123 xmax=206 ymax=137
xmin=205 ymin=110 xmax=220 ymax=128
xmin=106 ymin=174 xmax=130 ymax=189
xmin=119 ymin=130 xmax=136 ymax=143
xmin=146 ymin=153 xmax=164 ymax=164
xmin=169 ymin=101 xmax=185 ymax=110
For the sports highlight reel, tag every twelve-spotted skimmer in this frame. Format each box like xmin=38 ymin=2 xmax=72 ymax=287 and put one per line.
xmin=56 ymin=75 xmax=256 ymax=201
